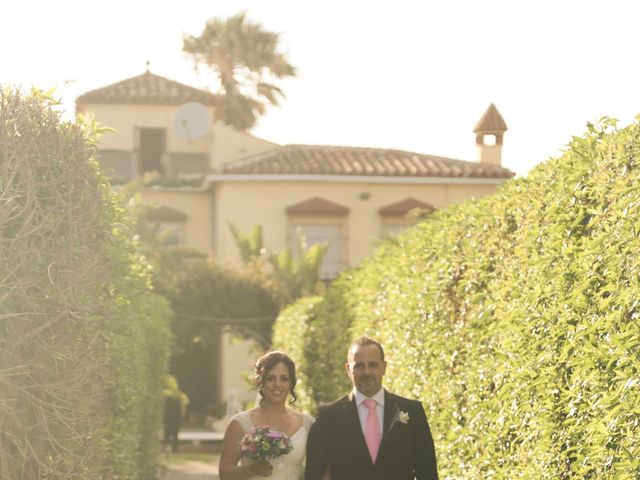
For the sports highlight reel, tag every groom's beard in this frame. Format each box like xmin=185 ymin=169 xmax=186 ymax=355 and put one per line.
xmin=357 ymin=375 xmax=381 ymax=396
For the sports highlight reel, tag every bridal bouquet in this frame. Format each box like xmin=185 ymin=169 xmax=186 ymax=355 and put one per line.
xmin=239 ymin=426 xmax=293 ymax=464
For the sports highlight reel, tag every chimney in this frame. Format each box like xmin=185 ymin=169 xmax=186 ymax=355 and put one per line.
xmin=473 ymin=103 xmax=507 ymax=166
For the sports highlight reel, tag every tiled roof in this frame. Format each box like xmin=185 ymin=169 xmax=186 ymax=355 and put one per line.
xmin=474 ymin=103 xmax=507 ymax=133
xmin=379 ymin=198 xmax=435 ymax=216
xmin=286 ymin=197 xmax=349 ymax=216
xmin=75 ymin=71 xmax=218 ymax=107
xmin=223 ymin=145 xmax=514 ymax=179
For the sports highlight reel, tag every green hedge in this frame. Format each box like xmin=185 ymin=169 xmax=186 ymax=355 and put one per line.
xmin=159 ymin=258 xmax=280 ymax=414
xmin=272 ymin=278 xmax=354 ymax=415
xmin=272 ymin=297 xmax=321 ymax=413
xmin=0 ymin=88 xmax=171 ymax=479
xmin=273 ymin=118 xmax=640 ymax=478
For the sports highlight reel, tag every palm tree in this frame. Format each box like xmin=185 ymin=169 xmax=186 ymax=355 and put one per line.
xmin=228 ymin=222 xmax=328 ymax=304
xmin=183 ymin=11 xmax=296 ymax=131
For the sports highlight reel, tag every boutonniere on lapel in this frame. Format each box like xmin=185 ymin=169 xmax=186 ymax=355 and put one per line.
xmin=389 ymin=404 xmax=410 ymax=431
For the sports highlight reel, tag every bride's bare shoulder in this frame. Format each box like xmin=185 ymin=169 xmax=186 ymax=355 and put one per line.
xmin=245 ymin=406 xmax=263 ymax=422
xmin=288 ymin=408 xmax=314 ymax=429
xmin=286 ymin=407 xmax=304 ymax=419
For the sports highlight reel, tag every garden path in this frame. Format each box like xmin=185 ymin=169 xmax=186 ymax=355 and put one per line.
xmin=160 ymin=461 xmax=218 ymax=479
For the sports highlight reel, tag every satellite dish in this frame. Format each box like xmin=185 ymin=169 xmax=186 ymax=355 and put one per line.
xmin=174 ymin=101 xmax=212 ymax=141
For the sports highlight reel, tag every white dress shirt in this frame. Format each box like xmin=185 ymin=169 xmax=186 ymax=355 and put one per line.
xmin=353 ymin=387 xmax=385 ymax=437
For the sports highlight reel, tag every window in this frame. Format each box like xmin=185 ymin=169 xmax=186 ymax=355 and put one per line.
xmin=290 ymin=223 xmax=344 ymax=280
xmin=156 ymin=222 xmax=184 ymax=245
xmin=137 ymin=128 xmax=166 ymax=175
xmin=379 ymin=198 xmax=435 ymax=238
xmin=286 ymin=197 xmax=350 ymax=281
xmin=96 ymin=150 xmax=135 ymax=178
xmin=482 ymin=134 xmax=497 ymax=146
xmin=381 ymin=221 xmax=410 ymax=238
xmin=146 ymin=206 xmax=187 ymax=245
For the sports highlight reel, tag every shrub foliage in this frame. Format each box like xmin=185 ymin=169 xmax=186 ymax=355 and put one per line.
xmin=0 ymin=88 xmax=171 ymax=479
xmin=157 ymin=257 xmax=280 ymax=413
xmin=273 ymin=118 xmax=640 ymax=478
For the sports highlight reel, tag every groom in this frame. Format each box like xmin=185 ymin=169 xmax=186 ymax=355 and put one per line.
xmin=305 ymin=337 xmax=438 ymax=480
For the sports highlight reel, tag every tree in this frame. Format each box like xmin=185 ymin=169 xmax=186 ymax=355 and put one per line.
xmin=0 ymin=88 xmax=171 ymax=479
xmin=229 ymin=222 xmax=265 ymax=262
xmin=159 ymin=259 xmax=279 ymax=413
xmin=228 ymin=223 xmax=329 ymax=305
xmin=117 ymin=183 xmax=279 ymax=414
xmin=183 ymin=11 xmax=296 ymax=131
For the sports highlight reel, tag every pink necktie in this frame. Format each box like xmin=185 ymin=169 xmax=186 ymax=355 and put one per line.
xmin=363 ymin=399 xmax=381 ymax=462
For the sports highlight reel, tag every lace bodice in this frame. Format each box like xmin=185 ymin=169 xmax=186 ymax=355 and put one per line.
xmin=230 ymin=410 xmax=313 ymax=480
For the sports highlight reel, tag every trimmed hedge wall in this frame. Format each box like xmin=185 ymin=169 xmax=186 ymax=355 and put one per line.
xmin=273 ymin=118 xmax=640 ymax=478
xmin=272 ymin=279 xmax=356 ymax=415
xmin=0 ymin=88 xmax=171 ymax=479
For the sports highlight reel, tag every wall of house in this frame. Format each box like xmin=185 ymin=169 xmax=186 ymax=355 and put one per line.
xmin=79 ymin=104 xmax=212 ymax=153
xmin=220 ymin=332 xmax=259 ymax=410
xmin=80 ymin=104 xmax=278 ymax=171
xmin=141 ymin=189 xmax=213 ymax=252
xmin=213 ymin=180 xmax=501 ymax=267
xmin=209 ymin=122 xmax=279 ymax=170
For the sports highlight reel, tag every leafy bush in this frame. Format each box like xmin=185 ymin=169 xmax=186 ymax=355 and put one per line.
xmin=0 ymin=88 xmax=171 ymax=479
xmin=271 ymin=278 xmax=353 ymax=415
xmin=275 ymin=118 xmax=640 ymax=478
xmin=272 ymin=296 xmax=321 ymax=413
xmin=155 ymin=256 xmax=280 ymax=414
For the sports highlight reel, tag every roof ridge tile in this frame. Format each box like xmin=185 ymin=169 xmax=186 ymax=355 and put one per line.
xmin=76 ymin=71 xmax=218 ymax=107
xmin=221 ymin=144 xmax=514 ymax=179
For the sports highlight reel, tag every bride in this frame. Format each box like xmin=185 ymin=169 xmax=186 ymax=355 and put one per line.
xmin=219 ymin=351 xmax=314 ymax=479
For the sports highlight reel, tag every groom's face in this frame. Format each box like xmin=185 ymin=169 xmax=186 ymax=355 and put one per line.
xmin=346 ymin=344 xmax=387 ymax=397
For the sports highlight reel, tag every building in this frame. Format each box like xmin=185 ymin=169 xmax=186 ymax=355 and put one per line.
xmin=76 ymin=70 xmax=514 ymax=411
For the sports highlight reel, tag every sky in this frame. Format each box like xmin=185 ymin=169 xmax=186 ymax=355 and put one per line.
xmin=2 ymin=0 xmax=640 ymax=176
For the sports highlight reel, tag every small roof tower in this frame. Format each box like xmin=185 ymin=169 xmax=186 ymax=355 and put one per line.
xmin=473 ymin=104 xmax=507 ymax=166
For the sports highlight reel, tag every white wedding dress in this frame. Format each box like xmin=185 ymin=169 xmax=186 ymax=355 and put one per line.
xmin=231 ymin=410 xmax=314 ymax=480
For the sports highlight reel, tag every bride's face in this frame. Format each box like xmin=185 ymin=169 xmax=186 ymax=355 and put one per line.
xmin=262 ymin=362 xmax=292 ymax=403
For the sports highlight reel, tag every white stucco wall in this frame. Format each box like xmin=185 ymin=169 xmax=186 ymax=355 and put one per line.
xmin=78 ymin=103 xmax=212 ymax=153
xmin=213 ymin=179 xmax=500 ymax=267
xmin=209 ymin=122 xmax=279 ymax=169
xmin=221 ymin=333 xmax=260 ymax=411
xmin=141 ymin=188 xmax=213 ymax=252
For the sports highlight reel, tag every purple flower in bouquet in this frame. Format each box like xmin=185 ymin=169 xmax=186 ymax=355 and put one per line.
xmin=239 ymin=425 xmax=293 ymax=464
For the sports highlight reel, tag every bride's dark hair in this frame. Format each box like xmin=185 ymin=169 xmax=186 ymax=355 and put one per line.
xmin=254 ymin=351 xmax=298 ymax=404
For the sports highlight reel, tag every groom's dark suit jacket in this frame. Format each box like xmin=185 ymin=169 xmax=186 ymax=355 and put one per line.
xmin=305 ymin=390 xmax=438 ymax=480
